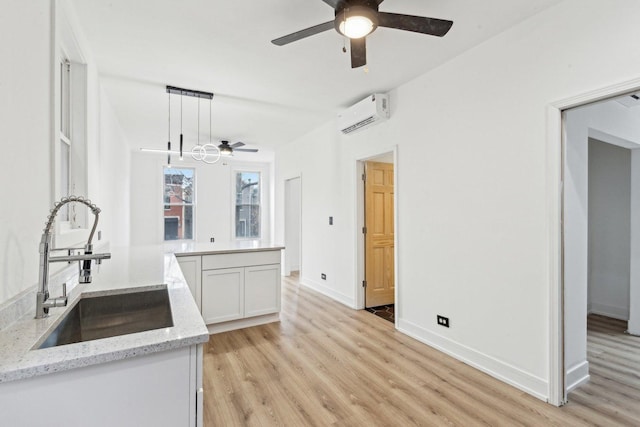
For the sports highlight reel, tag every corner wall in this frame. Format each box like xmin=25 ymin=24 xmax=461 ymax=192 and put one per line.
xmin=274 ymin=0 xmax=640 ymax=401
xmin=0 ymin=0 xmax=52 ymax=304
xmin=0 ymin=0 xmax=132 ymax=309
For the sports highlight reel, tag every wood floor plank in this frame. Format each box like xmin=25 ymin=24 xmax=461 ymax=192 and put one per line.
xmin=203 ymin=275 xmax=640 ymax=426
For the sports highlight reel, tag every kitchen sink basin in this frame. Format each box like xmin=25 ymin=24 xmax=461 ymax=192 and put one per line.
xmin=37 ymin=287 xmax=173 ymax=349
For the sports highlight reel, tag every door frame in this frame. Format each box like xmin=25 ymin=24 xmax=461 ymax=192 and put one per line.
xmin=355 ymin=146 xmax=399 ymax=327
xmin=283 ymin=175 xmax=302 ymax=277
xmin=548 ymin=77 xmax=640 ymax=406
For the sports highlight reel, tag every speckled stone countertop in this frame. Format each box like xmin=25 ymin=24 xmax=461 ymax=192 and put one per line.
xmin=0 ymin=246 xmax=209 ymax=384
xmin=167 ymin=240 xmax=284 ymax=257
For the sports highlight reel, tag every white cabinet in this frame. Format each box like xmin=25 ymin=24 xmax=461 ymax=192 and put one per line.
xmin=0 ymin=344 xmax=203 ymax=427
xmin=177 ymin=255 xmax=202 ymax=311
xmin=178 ymin=248 xmax=283 ymax=334
xmin=245 ymin=264 xmax=281 ymax=317
xmin=202 ymin=267 xmax=244 ymax=323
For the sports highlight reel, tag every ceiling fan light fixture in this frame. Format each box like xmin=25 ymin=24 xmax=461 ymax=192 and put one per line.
xmin=337 ymin=6 xmax=378 ymax=39
xmin=219 ymin=145 xmax=233 ymax=156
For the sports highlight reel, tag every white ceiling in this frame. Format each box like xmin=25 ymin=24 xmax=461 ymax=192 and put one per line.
xmin=70 ymin=0 xmax=562 ymax=157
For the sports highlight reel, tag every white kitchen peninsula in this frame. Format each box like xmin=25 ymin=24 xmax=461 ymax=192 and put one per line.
xmin=171 ymin=241 xmax=284 ymax=334
xmin=0 ymin=246 xmax=209 ymax=427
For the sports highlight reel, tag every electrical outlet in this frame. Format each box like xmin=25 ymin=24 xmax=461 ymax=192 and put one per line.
xmin=210 ymin=237 xmax=215 ymax=243
xmin=321 ymin=273 xmax=326 ymax=280
xmin=437 ymin=315 xmax=450 ymax=328
xmin=329 ymin=216 xmax=333 ymax=225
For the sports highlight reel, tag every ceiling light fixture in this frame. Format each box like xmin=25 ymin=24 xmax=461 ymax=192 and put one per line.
xmin=338 ymin=6 xmax=378 ymax=39
xmin=141 ymin=86 xmax=220 ymax=165
xmin=219 ymin=144 xmax=233 ymax=157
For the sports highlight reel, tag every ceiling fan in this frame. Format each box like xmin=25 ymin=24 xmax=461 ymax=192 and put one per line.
xmin=271 ymin=0 xmax=453 ymax=68
xmin=219 ymin=141 xmax=259 ymax=155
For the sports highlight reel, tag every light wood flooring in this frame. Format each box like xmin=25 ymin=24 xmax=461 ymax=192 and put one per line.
xmin=203 ymin=276 xmax=640 ymax=426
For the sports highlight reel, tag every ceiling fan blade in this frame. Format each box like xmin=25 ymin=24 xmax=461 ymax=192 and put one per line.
xmin=271 ymin=21 xmax=335 ymax=46
xmin=320 ymin=0 xmax=341 ymax=8
xmin=350 ymin=37 xmax=367 ymax=68
xmin=230 ymin=142 xmax=245 ymax=148
xmin=378 ymin=12 xmax=453 ymax=37
xmin=234 ymin=148 xmax=259 ymax=153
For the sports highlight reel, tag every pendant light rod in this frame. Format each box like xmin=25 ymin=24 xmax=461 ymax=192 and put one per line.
xmin=166 ymin=85 xmax=214 ymax=100
xmin=168 ymin=91 xmax=171 ymax=166
xmin=180 ymin=93 xmax=183 ymax=161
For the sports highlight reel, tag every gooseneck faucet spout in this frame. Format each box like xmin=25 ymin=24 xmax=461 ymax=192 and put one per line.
xmin=36 ymin=196 xmax=111 ymax=319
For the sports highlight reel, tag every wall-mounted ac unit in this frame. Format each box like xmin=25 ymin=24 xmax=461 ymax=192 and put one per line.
xmin=338 ymin=93 xmax=390 ymax=135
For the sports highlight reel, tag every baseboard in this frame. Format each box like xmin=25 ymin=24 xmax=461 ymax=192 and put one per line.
xmin=589 ymin=303 xmax=629 ymax=321
xmin=300 ymin=278 xmax=355 ymax=308
xmin=398 ymin=318 xmax=549 ymax=401
xmin=207 ymin=313 xmax=280 ymax=334
xmin=566 ymin=360 xmax=590 ymax=392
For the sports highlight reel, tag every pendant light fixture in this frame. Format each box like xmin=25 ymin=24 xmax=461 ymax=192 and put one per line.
xmin=167 ymin=91 xmax=171 ymax=166
xmin=141 ymin=86 xmax=220 ymax=164
xmin=180 ymin=92 xmax=184 ymax=160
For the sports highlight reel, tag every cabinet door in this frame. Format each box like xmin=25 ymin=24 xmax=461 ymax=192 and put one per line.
xmin=202 ymin=268 xmax=244 ymax=324
xmin=244 ymin=264 xmax=281 ymax=317
xmin=177 ymin=256 xmax=202 ymax=311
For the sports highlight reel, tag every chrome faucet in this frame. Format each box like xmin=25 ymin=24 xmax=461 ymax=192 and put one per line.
xmin=36 ymin=196 xmax=111 ymax=319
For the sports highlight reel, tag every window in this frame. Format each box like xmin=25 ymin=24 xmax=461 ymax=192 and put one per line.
xmin=235 ymin=171 xmax=261 ymax=239
xmin=59 ymin=59 xmax=71 ymax=222
xmin=164 ymin=168 xmax=195 ymax=241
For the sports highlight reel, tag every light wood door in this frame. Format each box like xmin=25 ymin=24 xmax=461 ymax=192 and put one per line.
xmin=202 ymin=267 xmax=244 ymax=324
xmin=365 ymin=161 xmax=395 ymax=308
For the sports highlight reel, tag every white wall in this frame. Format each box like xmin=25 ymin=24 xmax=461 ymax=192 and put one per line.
xmin=0 ymin=0 xmax=131 ymax=309
xmin=284 ymin=177 xmax=301 ymax=273
xmin=274 ymin=0 xmax=640 ymax=401
xmin=588 ymin=139 xmax=630 ymax=320
xmin=630 ymin=150 xmax=640 ymax=334
xmin=97 ymin=88 xmax=131 ymax=247
xmin=0 ymin=0 xmax=52 ymax=305
xmin=130 ymin=153 xmax=271 ymax=246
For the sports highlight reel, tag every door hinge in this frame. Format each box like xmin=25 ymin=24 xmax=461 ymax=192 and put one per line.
xmin=362 ymin=280 xmax=367 ymax=288
xmin=362 ymin=226 xmax=367 ymax=234
xmin=362 ymin=173 xmax=366 ymax=181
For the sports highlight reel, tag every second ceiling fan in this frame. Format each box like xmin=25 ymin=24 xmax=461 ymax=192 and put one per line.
xmin=271 ymin=0 xmax=453 ymax=68
xmin=219 ymin=141 xmax=258 ymax=155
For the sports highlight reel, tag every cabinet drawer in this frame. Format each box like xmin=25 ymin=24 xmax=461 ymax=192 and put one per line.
xmin=202 ymin=250 xmax=281 ymax=270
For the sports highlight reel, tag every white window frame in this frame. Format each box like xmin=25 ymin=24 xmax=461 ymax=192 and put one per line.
xmin=232 ymin=169 xmax=263 ymax=240
xmin=53 ymin=2 xmax=90 ymax=249
xmin=163 ymin=166 xmax=196 ymax=242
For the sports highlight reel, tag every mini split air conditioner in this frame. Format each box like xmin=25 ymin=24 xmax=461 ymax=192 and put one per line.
xmin=338 ymin=93 xmax=390 ymax=135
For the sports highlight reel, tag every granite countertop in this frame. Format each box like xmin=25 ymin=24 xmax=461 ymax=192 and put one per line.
xmin=0 ymin=246 xmax=209 ymax=384
xmin=166 ymin=240 xmax=284 ymax=257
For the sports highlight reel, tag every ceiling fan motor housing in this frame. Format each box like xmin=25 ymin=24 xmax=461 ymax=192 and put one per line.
xmin=334 ymin=1 xmax=380 ymax=37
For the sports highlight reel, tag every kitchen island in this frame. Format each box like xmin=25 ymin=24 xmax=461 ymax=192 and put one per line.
xmin=170 ymin=241 xmax=285 ymax=334
xmin=0 ymin=246 xmax=209 ymax=427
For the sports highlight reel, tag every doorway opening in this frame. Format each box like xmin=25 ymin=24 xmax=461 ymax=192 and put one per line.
xmin=357 ymin=151 xmax=396 ymax=324
xmin=284 ymin=176 xmax=301 ymax=278
xmin=562 ymin=88 xmax=640 ymax=409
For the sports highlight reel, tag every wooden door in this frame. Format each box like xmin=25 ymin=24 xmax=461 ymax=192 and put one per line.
xmin=365 ymin=161 xmax=395 ymax=308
